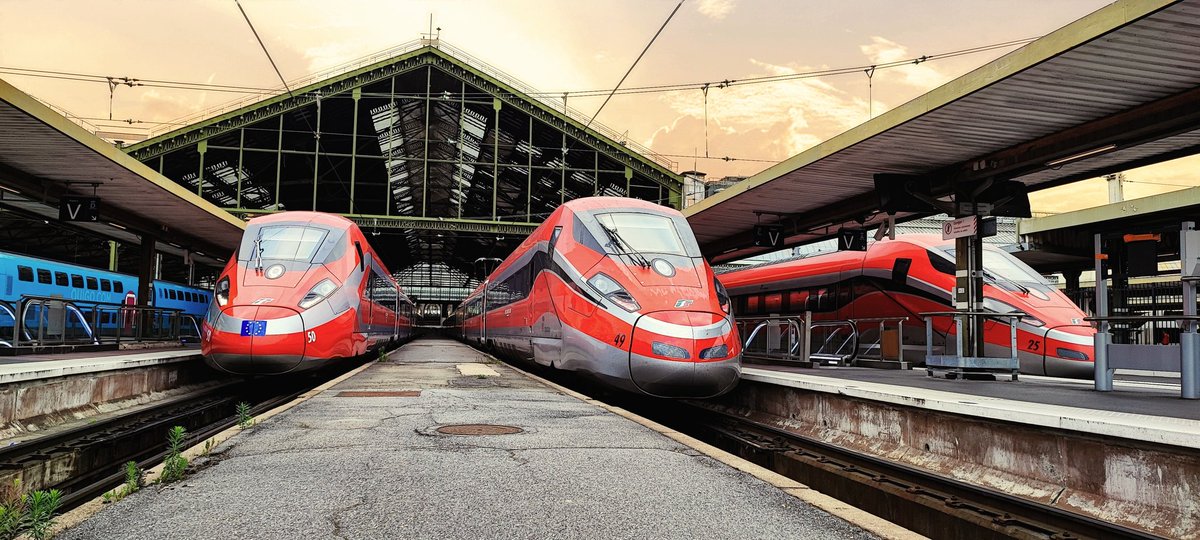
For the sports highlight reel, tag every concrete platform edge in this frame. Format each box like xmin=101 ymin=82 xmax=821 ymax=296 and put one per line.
xmin=507 ymin=360 xmax=927 ymax=540
xmin=743 ymin=367 xmax=1200 ymax=449
xmin=0 ymin=350 xmax=202 ymax=385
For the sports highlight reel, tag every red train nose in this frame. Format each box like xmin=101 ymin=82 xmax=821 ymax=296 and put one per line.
xmin=203 ymin=305 xmax=307 ymax=374
xmin=627 ymin=311 xmax=741 ymax=398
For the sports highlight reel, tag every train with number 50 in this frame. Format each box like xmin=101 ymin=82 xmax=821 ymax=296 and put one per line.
xmin=446 ymin=197 xmax=741 ymax=398
xmin=718 ymin=235 xmax=1094 ymax=378
xmin=201 ymin=212 xmax=414 ymax=374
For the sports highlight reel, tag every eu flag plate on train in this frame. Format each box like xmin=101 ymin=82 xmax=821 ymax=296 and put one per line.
xmin=240 ymin=320 xmax=267 ymax=337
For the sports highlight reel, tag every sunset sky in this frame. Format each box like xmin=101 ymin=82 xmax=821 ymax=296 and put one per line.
xmin=2 ymin=0 xmax=1195 ymax=214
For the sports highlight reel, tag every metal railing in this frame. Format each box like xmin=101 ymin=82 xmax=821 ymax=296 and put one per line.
xmin=738 ymin=313 xmax=908 ymax=368
xmin=921 ymin=311 xmax=1025 ymax=380
xmin=8 ymin=295 xmax=190 ymax=350
xmin=849 ymin=316 xmax=909 ymax=368
xmin=1087 ymin=315 xmax=1200 ymax=399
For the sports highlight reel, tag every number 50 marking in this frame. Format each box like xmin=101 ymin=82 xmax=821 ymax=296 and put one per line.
xmin=306 ymin=331 xmax=317 ymax=343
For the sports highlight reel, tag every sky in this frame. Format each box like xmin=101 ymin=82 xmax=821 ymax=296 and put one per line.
xmin=2 ymin=0 xmax=1195 ymax=215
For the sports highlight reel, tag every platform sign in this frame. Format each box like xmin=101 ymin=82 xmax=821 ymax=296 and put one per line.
xmin=59 ymin=197 xmax=99 ymax=222
xmin=942 ymin=216 xmax=977 ymax=240
xmin=753 ymin=224 xmax=783 ymax=248
xmin=838 ymin=229 xmax=868 ymax=251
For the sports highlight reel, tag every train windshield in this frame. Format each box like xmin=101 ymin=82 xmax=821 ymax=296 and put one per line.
xmin=243 ymin=226 xmax=328 ymax=262
xmin=940 ymin=245 xmax=1049 ymax=285
xmin=595 ymin=213 xmax=687 ymax=256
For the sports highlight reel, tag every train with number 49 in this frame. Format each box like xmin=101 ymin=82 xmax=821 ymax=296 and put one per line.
xmin=201 ymin=212 xmax=414 ymax=374
xmin=718 ymin=235 xmax=1094 ymax=378
xmin=446 ymin=197 xmax=741 ymax=398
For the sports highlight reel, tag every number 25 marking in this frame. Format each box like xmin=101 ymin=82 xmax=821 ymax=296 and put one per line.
xmin=1027 ymin=339 xmax=1039 ymax=351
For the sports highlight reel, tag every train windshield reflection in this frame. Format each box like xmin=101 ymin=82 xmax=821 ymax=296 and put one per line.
xmin=241 ymin=226 xmax=328 ymax=262
xmin=595 ymin=213 xmax=687 ymax=256
xmin=939 ymin=245 xmax=1049 ymax=285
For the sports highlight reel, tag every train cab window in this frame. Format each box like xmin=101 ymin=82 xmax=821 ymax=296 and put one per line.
xmin=55 ymin=272 xmax=68 ymax=286
xmin=927 ymin=250 xmax=956 ymax=276
xmin=114 ymin=282 xmax=123 ymax=293
xmin=100 ymin=279 xmax=112 ymax=292
xmin=37 ymin=269 xmax=52 ymax=284
xmin=71 ymin=275 xmax=83 ymax=288
xmin=17 ymin=266 xmax=33 ymax=282
xmin=86 ymin=277 xmax=98 ymax=290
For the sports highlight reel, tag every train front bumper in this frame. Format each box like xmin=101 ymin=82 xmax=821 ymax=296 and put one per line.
xmin=202 ymin=304 xmax=308 ymax=375
xmin=628 ymin=311 xmax=742 ymax=398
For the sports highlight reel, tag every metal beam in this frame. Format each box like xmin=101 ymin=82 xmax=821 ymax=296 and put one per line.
xmin=226 ymin=208 xmax=537 ymax=235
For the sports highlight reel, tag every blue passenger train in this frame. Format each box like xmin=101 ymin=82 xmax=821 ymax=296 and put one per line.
xmin=0 ymin=250 xmax=213 ymax=345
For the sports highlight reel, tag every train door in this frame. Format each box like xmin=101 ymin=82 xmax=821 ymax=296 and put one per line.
xmin=530 ymin=227 xmax=565 ymax=367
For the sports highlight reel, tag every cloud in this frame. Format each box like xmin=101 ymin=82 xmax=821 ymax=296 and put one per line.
xmin=647 ymin=57 xmax=872 ymax=172
xmin=696 ymin=0 xmax=736 ymax=20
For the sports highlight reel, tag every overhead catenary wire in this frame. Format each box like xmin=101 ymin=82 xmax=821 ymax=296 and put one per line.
xmin=585 ymin=0 xmax=684 ymax=129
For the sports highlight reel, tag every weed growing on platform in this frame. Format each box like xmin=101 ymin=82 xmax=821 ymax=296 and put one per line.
xmin=123 ymin=461 xmax=143 ymax=495
xmin=160 ymin=426 xmax=189 ymax=484
xmin=202 ymin=438 xmax=216 ymax=455
xmin=0 ymin=480 xmax=24 ymax=540
xmin=25 ymin=489 xmax=60 ymax=540
xmin=236 ymin=402 xmax=254 ymax=429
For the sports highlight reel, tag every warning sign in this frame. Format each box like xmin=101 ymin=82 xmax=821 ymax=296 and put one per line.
xmin=942 ymin=216 xmax=977 ymax=240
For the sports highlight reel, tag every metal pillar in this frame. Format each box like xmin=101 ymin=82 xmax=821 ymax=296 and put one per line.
xmin=274 ymin=115 xmax=283 ymax=208
xmin=312 ymin=95 xmax=322 ymax=211
xmin=422 ymin=66 xmax=432 ymax=218
xmin=108 ymin=241 xmax=119 ymax=272
xmin=1094 ymin=233 xmax=1112 ymax=391
xmin=954 ymin=229 xmax=985 ymax=358
xmin=492 ymin=97 xmax=501 ymax=220
xmin=1181 ymin=221 xmax=1199 ymax=399
xmin=350 ymin=87 xmax=361 ymax=214
xmin=196 ymin=140 xmax=207 ymax=197
xmin=236 ymin=128 xmax=245 ymax=208
xmin=137 ymin=236 xmax=156 ymax=306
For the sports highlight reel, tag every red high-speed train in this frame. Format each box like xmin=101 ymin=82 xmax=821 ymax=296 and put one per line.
xmin=447 ymin=197 xmax=741 ymax=398
xmin=202 ymin=212 xmax=415 ymax=374
xmin=719 ymin=235 xmax=1094 ymax=378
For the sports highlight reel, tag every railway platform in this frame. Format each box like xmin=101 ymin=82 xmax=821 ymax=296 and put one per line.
xmin=0 ymin=345 xmax=201 ymax=384
xmin=701 ymin=363 xmax=1200 ymax=537
xmin=58 ymin=338 xmax=907 ymax=540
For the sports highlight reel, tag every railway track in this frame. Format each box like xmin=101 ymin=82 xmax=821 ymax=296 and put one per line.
xmin=0 ymin=360 xmax=365 ymax=511
xmin=523 ymin=364 xmax=1163 ymax=540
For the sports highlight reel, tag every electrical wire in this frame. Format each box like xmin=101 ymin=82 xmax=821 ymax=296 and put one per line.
xmin=586 ymin=0 xmax=683 ymax=128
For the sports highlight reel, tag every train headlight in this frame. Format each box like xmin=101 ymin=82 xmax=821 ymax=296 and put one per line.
xmin=699 ymin=344 xmax=729 ymax=359
xmin=714 ymin=278 xmax=730 ymax=314
xmin=587 ymin=273 xmax=640 ymax=312
xmin=215 ymin=277 xmax=230 ymax=307
xmin=652 ymin=341 xmax=690 ymax=359
xmin=651 ymin=258 xmax=675 ymax=277
xmin=298 ymin=279 xmax=338 ymax=310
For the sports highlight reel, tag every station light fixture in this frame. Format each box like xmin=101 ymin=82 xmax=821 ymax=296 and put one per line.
xmin=1044 ymin=144 xmax=1117 ymax=168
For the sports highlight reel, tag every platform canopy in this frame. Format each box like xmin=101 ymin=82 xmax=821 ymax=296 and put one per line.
xmin=0 ymin=77 xmax=244 ymax=272
xmin=126 ymin=40 xmax=683 ymax=282
xmin=687 ymin=0 xmax=1200 ymax=264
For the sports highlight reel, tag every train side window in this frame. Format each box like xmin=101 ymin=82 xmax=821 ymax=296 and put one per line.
xmin=169 ymin=290 xmax=177 ymax=300
xmin=354 ymin=242 xmax=365 ymax=272
xmin=37 ymin=269 xmax=52 ymax=284
xmin=927 ymin=250 xmax=956 ymax=276
xmin=548 ymin=226 xmax=563 ymax=254
xmin=71 ymin=275 xmax=83 ymax=288
xmin=114 ymin=282 xmax=123 ymax=293
xmin=86 ymin=277 xmax=98 ymax=290
xmin=892 ymin=258 xmax=912 ymax=283
xmin=55 ymin=272 xmax=68 ymax=286
xmin=17 ymin=266 xmax=33 ymax=282
xmin=100 ymin=279 xmax=112 ymax=292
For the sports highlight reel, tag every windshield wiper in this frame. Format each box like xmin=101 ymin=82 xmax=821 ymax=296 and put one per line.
xmin=252 ymin=228 xmax=265 ymax=272
xmin=983 ymin=269 xmax=1030 ymax=295
xmin=600 ymin=224 xmax=651 ymax=268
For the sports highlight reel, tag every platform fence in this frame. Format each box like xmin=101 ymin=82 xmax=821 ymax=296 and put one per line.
xmin=0 ymin=295 xmax=193 ymax=352
xmin=736 ymin=313 xmax=908 ymax=369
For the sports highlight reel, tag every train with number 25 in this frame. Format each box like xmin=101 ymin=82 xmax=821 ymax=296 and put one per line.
xmin=447 ymin=197 xmax=741 ymax=398
xmin=719 ymin=235 xmax=1094 ymax=378
xmin=202 ymin=212 xmax=415 ymax=374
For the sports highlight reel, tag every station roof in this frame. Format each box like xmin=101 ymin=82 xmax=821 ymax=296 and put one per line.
xmin=0 ymin=77 xmax=245 ymax=264
xmin=687 ymin=0 xmax=1200 ymax=264
xmin=1016 ymin=186 xmax=1200 ymax=271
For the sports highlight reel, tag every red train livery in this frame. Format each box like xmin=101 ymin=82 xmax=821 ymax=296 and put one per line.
xmin=447 ymin=197 xmax=741 ymax=398
xmin=719 ymin=235 xmax=1094 ymax=378
xmin=202 ymin=212 xmax=415 ymax=374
